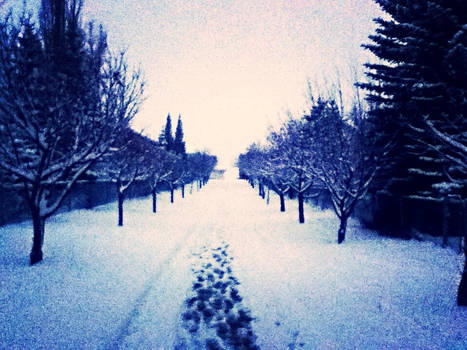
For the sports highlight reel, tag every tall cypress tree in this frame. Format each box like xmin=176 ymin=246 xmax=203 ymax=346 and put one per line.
xmin=163 ymin=113 xmax=174 ymax=152
xmin=360 ymin=0 xmax=466 ymax=201
xmin=174 ymin=115 xmax=186 ymax=156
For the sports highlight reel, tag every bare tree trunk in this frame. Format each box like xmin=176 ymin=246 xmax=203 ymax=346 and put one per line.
xmin=190 ymin=182 xmax=193 ymax=195
xmin=338 ymin=215 xmax=348 ymax=244
xmin=152 ymin=188 xmax=157 ymax=213
xmin=399 ymin=197 xmax=405 ymax=237
xmin=280 ymin=192 xmax=286 ymax=212
xmin=458 ymin=201 xmax=467 ymax=306
xmin=181 ymin=184 xmax=185 ymax=198
xmin=298 ymin=191 xmax=305 ymax=224
xmin=266 ymin=187 xmax=270 ymax=205
xmin=458 ymin=257 xmax=467 ymax=306
xmin=442 ymin=198 xmax=449 ymax=248
xmin=118 ymin=190 xmax=124 ymax=226
xmin=30 ymin=207 xmax=45 ymax=265
xmin=170 ymin=186 xmax=174 ymax=203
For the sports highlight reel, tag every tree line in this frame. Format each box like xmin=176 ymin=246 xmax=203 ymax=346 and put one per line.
xmin=0 ymin=0 xmax=217 ymax=265
xmin=91 ymin=115 xmax=217 ymax=228
xmin=238 ymin=0 xmax=466 ymax=305
xmin=238 ymin=97 xmax=376 ymax=245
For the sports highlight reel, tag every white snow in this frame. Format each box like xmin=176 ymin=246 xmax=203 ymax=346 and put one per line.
xmin=1 ymin=169 xmax=466 ymax=349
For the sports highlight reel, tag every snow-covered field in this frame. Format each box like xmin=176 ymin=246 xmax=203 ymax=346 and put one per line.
xmin=1 ymin=170 xmax=466 ymax=349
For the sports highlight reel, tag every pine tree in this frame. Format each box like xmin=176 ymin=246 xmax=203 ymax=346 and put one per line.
xmin=174 ymin=115 xmax=186 ymax=156
xmin=360 ymin=0 xmax=466 ymax=202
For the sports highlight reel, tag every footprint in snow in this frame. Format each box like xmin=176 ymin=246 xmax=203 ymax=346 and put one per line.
xmin=180 ymin=241 xmax=259 ymax=349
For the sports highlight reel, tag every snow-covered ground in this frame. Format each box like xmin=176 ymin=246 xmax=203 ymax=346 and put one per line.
xmin=1 ymin=170 xmax=466 ymax=349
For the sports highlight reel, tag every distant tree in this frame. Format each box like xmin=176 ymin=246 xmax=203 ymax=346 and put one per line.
xmin=174 ymin=115 xmax=186 ymax=156
xmin=147 ymin=144 xmax=176 ymax=213
xmin=189 ymin=151 xmax=217 ymax=189
xmin=262 ymin=137 xmax=293 ymax=212
xmin=39 ymin=0 xmax=65 ymax=62
xmin=164 ymin=155 xmax=184 ymax=203
xmin=0 ymin=9 xmax=144 ymax=264
xmin=237 ymin=144 xmax=264 ymax=190
xmin=189 ymin=153 xmax=207 ymax=190
xmin=95 ymin=129 xmax=152 ymax=226
xmin=163 ymin=114 xmax=174 ymax=152
xmin=202 ymin=153 xmax=218 ymax=185
xmin=273 ymin=117 xmax=316 ymax=224
xmin=178 ymin=159 xmax=193 ymax=199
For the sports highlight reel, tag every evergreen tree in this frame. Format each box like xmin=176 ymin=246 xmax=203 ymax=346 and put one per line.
xmin=360 ymin=0 xmax=466 ymax=202
xmin=163 ymin=113 xmax=174 ymax=152
xmin=361 ymin=0 xmax=466 ymax=306
xmin=40 ymin=0 xmax=66 ymax=63
xmin=174 ymin=115 xmax=186 ymax=156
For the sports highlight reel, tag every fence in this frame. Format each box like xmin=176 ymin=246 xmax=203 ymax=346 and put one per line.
xmin=353 ymin=193 xmax=465 ymax=238
xmin=300 ymin=187 xmax=465 ymax=241
xmin=0 ymin=180 xmax=152 ymax=226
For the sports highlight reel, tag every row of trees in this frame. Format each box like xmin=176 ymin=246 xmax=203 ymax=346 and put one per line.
xmin=238 ymin=97 xmax=377 ymax=244
xmin=0 ymin=0 xmax=142 ymax=265
xmin=0 ymin=1 xmax=217 ymax=265
xmin=93 ymin=122 xmax=217 ymax=227
xmin=239 ymin=0 xmax=466 ymax=306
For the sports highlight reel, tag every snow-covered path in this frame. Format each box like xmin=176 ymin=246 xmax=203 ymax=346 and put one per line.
xmin=1 ymin=171 xmax=466 ymax=349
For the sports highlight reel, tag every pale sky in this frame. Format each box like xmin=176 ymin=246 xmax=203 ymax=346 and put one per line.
xmin=4 ymin=0 xmax=383 ymax=167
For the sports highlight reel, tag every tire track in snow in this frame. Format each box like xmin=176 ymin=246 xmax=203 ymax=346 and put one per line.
xmin=114 ymin=219 xmax=226 ymax=349
xmin=107 ymin=225 xmax=196 ymax=350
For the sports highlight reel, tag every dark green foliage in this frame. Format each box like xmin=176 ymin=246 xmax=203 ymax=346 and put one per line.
xmin=202 ymin=307 xmax=215 ymax=321
xmin=224 ymin=299 xmax=233 ymax=312
xmin=360 ymin=0 xmax=466 ymax=200
xmin=361 ymin=0 xmax=466 ymax=306
xmin=174 ymin=115 xmax=186 ymax=156
xmin=160 ymin=114 xmax=174 ymax=151
xmin=206 ymin=338 xmax=224 ymax=350
xmin=196 ymin=300 xmax=206 ymax=311
xmin=215 ymin=321 xmax=229 ymax=338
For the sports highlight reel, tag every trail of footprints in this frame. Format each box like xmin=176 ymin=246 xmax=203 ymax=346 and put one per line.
xmin=179 ymin=242 xmax=259 ymax=349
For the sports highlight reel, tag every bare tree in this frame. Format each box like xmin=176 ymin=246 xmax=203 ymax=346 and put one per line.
xmin=306 ymin=99 xmax=377 ymax=243
xmin=0 ymin=14 xmax=144 ymax=264
xmin=147 ymin=144 xmax=176 ymax=213
xmin=164 ymin=155 xmax=185 ymax=203
xmin=274 ymin=117 xmax=316 ymax=223
xmin=261 ymin=138 xmax=293 ymax=212
xmin=95 ymin=129 xmax=151 ymax=226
